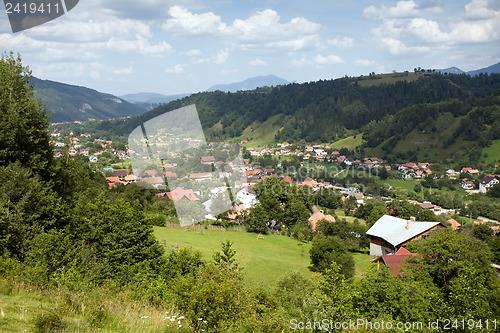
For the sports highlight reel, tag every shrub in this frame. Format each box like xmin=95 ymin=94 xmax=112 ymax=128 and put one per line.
xmin=33 ymin=312 xmax=63 ymax=332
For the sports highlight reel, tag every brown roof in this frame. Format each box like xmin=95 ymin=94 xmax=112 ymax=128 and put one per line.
xmin=142 ymin=176 xmax=164 ymax=185
xmin=114 ymin=170 xmax=129 ymax=178
xmin=419 ymin=202 xmax=435 ymax=210
xmin=381 ymin=247 xmax=419 ymax=277
xmin=201 ymin=156 xmax=215 ymax=163
xmin=189 ymin=172 xmax=212 ymax=180
xmin=447 ymin=218 xmax=461 ymax=231
xmin=144 ymin=169 xmax=158 ymax=176
xmin=309 ymin=209 xmax=336 ymax=231
xmin=124 ymin=174 xmax=137 ymax=181
xmin=106 ymin=176 xmax=120 ymax=183
xmin=168 ymin=187 xmax=199 ymax=201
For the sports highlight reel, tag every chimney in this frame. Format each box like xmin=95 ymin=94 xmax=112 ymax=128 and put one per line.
xmin=406 ymin=220 xmax=411 ymax=230
xmin=410 ymin=216 xmax=416 ymax=221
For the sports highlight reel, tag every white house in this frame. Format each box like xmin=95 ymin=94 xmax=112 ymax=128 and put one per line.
xmin=479 ymin=176 xmax=499 ymax=193
xmin=366 ymin=215 xmax=443 ymax=256
xmin=236 ymin=187 xmax=258 ymax=209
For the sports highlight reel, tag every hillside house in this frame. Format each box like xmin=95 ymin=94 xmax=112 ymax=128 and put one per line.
xmin=308 ymin=206 xmax=336 ymax=231
xmin=479 ymin=175 xmax=499 ymax=193
xmin=189 ymin=172 xmax=212 ymax=181
xmin=373 ymin=247 xmax=420 ymax=277
xmin=114 ymin=170 xmax=129 ymax=179
xmin=366 ymin=215 xmax=444 ymax=256
xmin=157 ymin=187 xmax=199 ymax=201
xmin=461 ymin=167 xmax=479 ymax=175
xmin=447 ymin=218 xmax=461 ymax=231
xmin=350 ymin=192 xmax=364 ymax=205
xmin=236 ymin=187 xmax=258 ymax=209
xmin=201 ymin=156 xmax=216 ymax=164
xmin=140 ymin=176 xmax=164 ymax=189
xmin=124 ymin=174 xmax=137 ymax=182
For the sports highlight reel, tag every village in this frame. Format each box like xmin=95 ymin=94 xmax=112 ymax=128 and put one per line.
xmin=49 ymin=129 xmax=500 ymax=239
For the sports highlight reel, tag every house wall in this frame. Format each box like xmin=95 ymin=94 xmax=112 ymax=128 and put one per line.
xmin=369 ymin=236 xmax=395 ymax=256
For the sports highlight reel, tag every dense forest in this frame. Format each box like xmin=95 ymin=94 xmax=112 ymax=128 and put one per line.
xmin=2 ymin=54 xmax=500 ymax=332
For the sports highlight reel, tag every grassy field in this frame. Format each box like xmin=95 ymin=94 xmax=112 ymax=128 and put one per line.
xmin=153 ymin=226 xmax=321 ymax=288
xmin=153 ymin=226 xmax=375 ymax=287
xmin=353 ymin=251 xmax=375 ymax=278
xmin=0 ymin=281 xmax=185 ymax=332
xmin=329 ymin=135 xmax=363 ymax=150
xmin=482 ymin=139 xmax=500 ymax=165
xmin=382 ymin=179 xmax=420 ymax=192
xmin=237 ymin=114 xmax=282 ymax=148
xmin=356 ymin=72 xmax=426 ymax=88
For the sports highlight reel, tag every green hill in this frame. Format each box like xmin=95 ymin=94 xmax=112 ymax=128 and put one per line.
xmin=68 ymin=72 xmax=500 ymax=162
xmin=32 ymin=77 xmax=146 ymax=122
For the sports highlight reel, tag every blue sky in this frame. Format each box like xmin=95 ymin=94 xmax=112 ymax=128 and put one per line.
xmin=1 ymin=0 xmax=499 ymax=96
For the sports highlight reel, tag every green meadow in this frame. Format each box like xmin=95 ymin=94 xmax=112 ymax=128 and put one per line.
xmin=153 ymin=226 xmax=374 ymax=288
xmin=153 ymin=226 xmax=320 ymax=288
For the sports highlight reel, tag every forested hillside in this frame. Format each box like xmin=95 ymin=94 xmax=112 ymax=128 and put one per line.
xmin=32 ymin=77 xmax=146 ymax=122
xmin=70 ymin=72 xmax=500 ymax=161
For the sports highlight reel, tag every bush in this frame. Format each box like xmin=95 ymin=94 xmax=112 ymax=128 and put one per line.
xmin=33 ymin=312 xmax=64 ymax=332
xmin=171 ymin=263 xmax=249 ymax=331
xmin=309 ymin=235 xmax=355 ymax=278
xmin=144 ymin=214 xmax=166 ymax=226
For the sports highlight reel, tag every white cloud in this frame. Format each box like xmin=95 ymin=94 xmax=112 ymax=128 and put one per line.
xmin=363 ymin=1 xmax=419 ymax=20
xmin=184 ymin=49 xmax=201 ymax=56
xmin=250 ymin=58 xmax=268 ymax=66
xmin=327 ymin=37 xmax=354 ymax=49
xmin=214 ymin=48 xmax=229 ymax=64
xmin=162 ymin=6 xmax=226 ymax=36
xmin=365 ymin=0 xmax=500 ymax=57
xmin=380 ymin=37 xmax=429 ymax=55
xmin=465 ymin=0 xmax=496 ymax=20
xmin=113 ymin=67 xmax=133 ymax=75
xmin=355 ymin=59 xmax=376 ymax=66
xmin=314 ymin=54 xmax=343 ymax=65
xmin=290 ymin=57 xmax=312 ymax=66
xmin=165 ymin=64 xmax=186 ymax=73
xmin=162 ymin=6 xmax=322 ymax=53
xmin=407 ymin=18 xmax=449 ymax=42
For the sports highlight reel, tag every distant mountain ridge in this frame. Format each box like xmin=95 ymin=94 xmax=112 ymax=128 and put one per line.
xmin=467 ymin=62 xmax=500 ymax=76
xmin=206 ymin=74 xmax=290 ymax=92
xmin=119 ymin=92 xmax=189 ymax=104
xmin=32 ymin=78 xmax=146 ymax=122
xmin=435 ymin=61 xmax=500 ymax=75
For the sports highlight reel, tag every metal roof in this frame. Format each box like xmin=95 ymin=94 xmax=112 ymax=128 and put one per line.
xmin=366 ymin=215 xmax=440 ymax=247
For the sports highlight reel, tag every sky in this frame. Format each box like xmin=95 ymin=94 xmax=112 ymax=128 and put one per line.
xmin=1 ymin=0 xmax=499 ymax=96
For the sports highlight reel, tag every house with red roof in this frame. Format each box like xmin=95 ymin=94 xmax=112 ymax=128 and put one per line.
xmin=447 ymin=218 xmax=461 ymax=231
xmin=374 ymin=247 xmax=420 ymax=277
xmin=157 ymin=187 xmax=199 ymax=201
xmin=308 ymin=206 xmax=336 ymax=231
